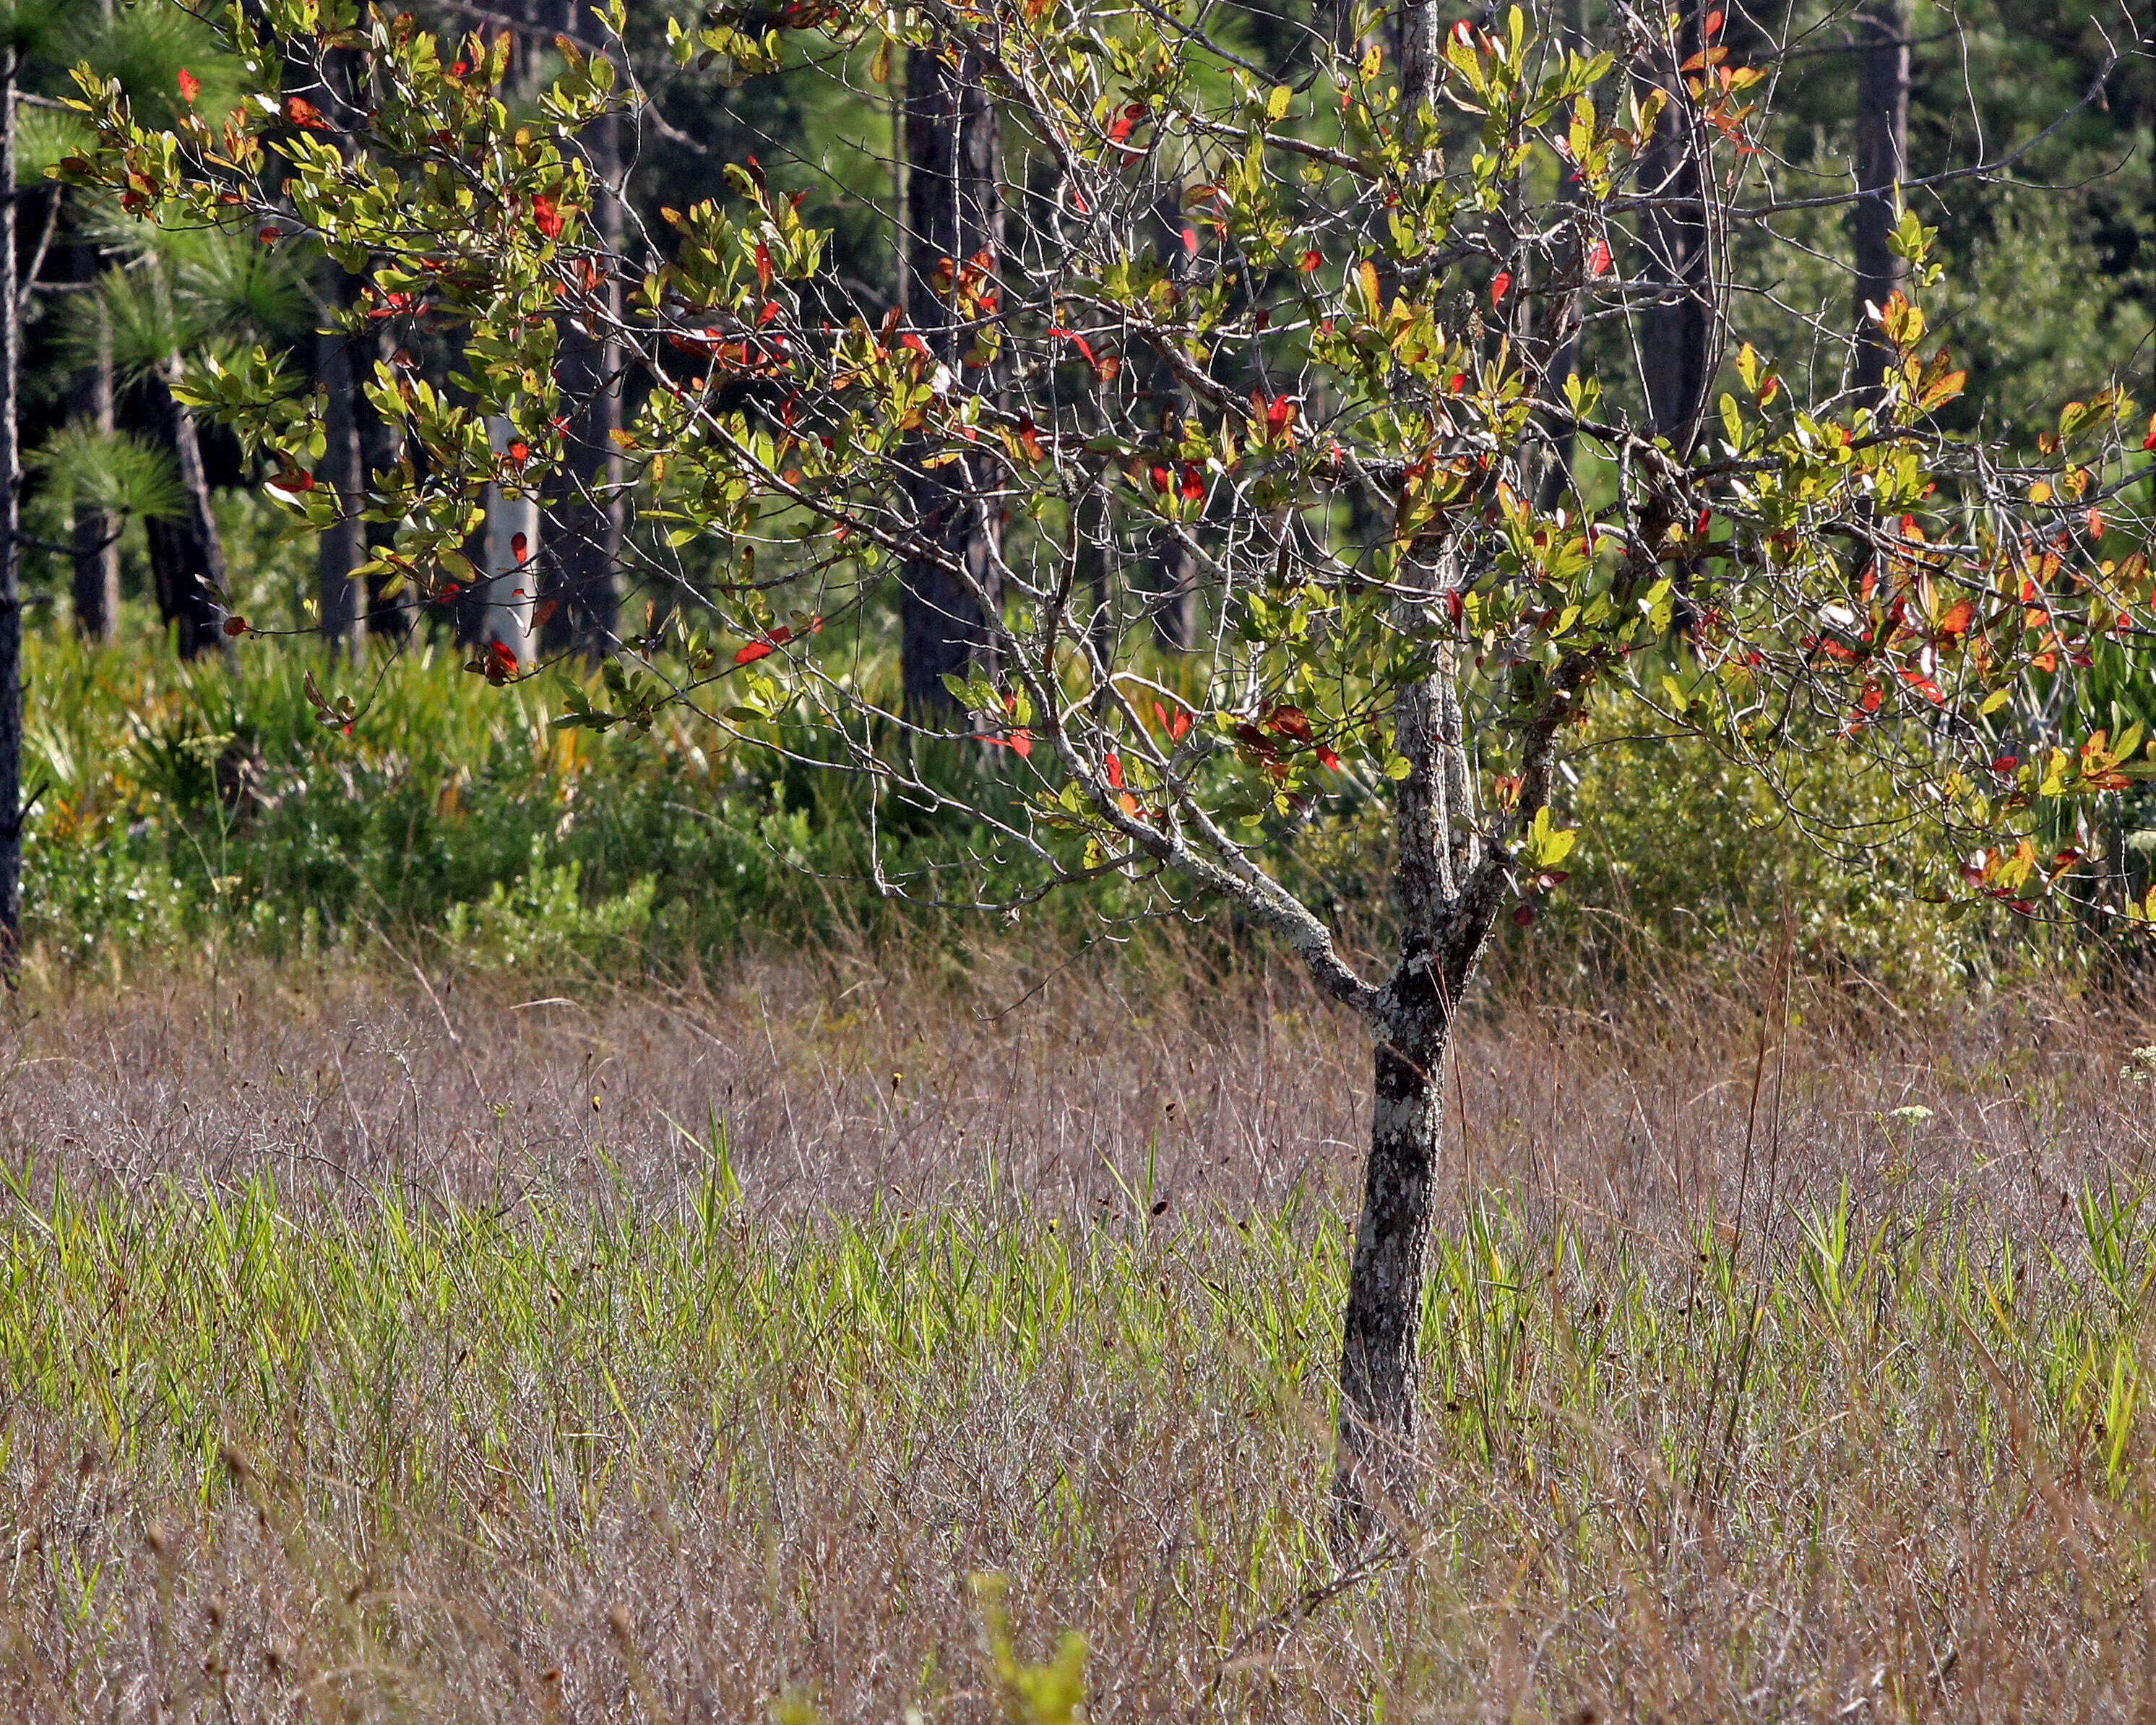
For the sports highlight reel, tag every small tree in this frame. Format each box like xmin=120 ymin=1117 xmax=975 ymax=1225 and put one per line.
xmin=67 ymin=0 xmax=2156 ymax=1531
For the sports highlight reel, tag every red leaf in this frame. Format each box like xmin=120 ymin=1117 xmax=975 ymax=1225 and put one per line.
xmin=1264 ymin=704 xmax=1313 ymax=743
xmin=1104 ymin=751 xmax=1125 ymax=788
xmin=1298 ymin=249 xmax=1321 ymax=272
xmin=257 ymin=225 xmax=280 ymax=245
xmin=177 ymin=68 xmax=201 ymax=105
xmin=733 ymin=640 xmax=774 ymax=664
xmin=1513 ymin=904 xmax=1537 ymax=926
xmin=1587 ymin=239 xmax=1611 ymax=276
xmin=899 ymin=331 xmax=931 ymax=356
xmin=1149 ymin=465 xmax=1173 ymax=496
xmin=532 ymin=195 xmax=563 ymax=240
xmin=1106 ymin=102 xmax=1145 ymax=144
xmin=222 ymin=615 xmax=248 ymax=637
xmin=754 ymin=239 xmax=772 ymax=288
xmin=284 ymin=95 xmax=330 ymax=129
xmin=1898 ymin=668 xmax=1944 ymax=704
xmin=1451 ymin=18 xmax=1474 ymax=44
xmin=507 ymin=439 xmax=530 ymax=465
xmin=1447 ymin=371 xmax=1465 ymax=395
xmin=2144 ymin=413 xmax=2156 ymax=452
xmin=1181 ymin=226 xmax=1199 ymax=254
xmin=1317 ymin=746 xmax=1340 ymax=770
xmin=1490 ymin=270 xmax=1511 ymax=305
xmin=1936 ymin=599 xmax=1974 ymax=637
xmin=1704 ymin=7 xmax=1724 ymax=33
xmin=1007 ymin=728 xmax=1032 ymax=760
xmin=1178 ymin=462 xmax=1205 ymax=502
xmin=510 ymin=532 xmax=530 ymax=565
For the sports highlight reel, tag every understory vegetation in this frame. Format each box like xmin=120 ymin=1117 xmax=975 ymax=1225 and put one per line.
xmin=20 ymin=623 xmax=2071 ymax=1003
xmin=2 ymin=956 xmax=2155 ymax=1717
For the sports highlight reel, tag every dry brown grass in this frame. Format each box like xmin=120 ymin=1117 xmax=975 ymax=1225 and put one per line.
xmin=2 ymin=939 xmax=2155 ymax=1721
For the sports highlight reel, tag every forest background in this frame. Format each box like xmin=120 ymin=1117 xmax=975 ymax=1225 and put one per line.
xmin=3 ymin=0 xmax=2149 ymax=999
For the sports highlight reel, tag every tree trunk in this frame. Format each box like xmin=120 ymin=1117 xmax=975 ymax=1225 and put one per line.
xmin=898 ymin=38 xmax=1002 ymax=717
xmin=361 ymin=319 xmax=409 ymax=638
xmin=1334 ymin=598 xmax=1501 ymax=1528
xmin=1850 ymin=0 xmax=1910 ymax=407
xmin=0 ymin=46 xmax=22 ymax=965
xmin=1538 ymin=0 xmax=1592 ymax=509
xmin=316 ymin=258 xmax=366 ymax=655
xmin=146 ymin=362 xmax=230 ymax=658
xmin=1145 ymin=189 xmax=1197 ymax=650
xmin=476 ymin=416 xmax=539 ymax=666
xmin=546 ymin=101 xmax=622 ymax=658
xmin=1337 ymin=951 xmax=1450 ymax=1513
xmin=1637 ymin=4 xmax=1712 ymax=452
xmin=67 ymin=218 xmax=118 ymax=642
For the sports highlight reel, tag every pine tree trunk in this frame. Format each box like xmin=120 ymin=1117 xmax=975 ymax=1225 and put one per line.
xmin=899 ymin=39 xmax=1002 ymax=716
xmin=1145 ymin=189 xmax=1197 ymax=650
xmin=361 ymin=319 xmax=408 ymax=639
xmin=316 ymin=258 xmax=366 ymax=655
xmin=146 ymin=362 xmax=230 ymax=659
xmin=1637 ymin=4 xmax=1712 ymax=452
xmin=1538 ymin=0 xmax=1591 ymax=508
xmin=66 ymin=217 xmax=118 ymax=642
xmin=0 ymin=46 xmax=22 ymax=965
xmin=547 ymin=100 xmax=621 ymax=657
xmin=1851 ymin=0 xmax=1910 ymax=406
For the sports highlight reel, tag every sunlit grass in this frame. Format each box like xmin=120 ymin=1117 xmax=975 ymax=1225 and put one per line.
xmin=6 ymin=1146 xmax=2155 ymax=1718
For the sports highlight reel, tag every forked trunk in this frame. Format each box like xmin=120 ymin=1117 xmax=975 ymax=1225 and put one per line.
xmin=1333 ymin=568 xmax=1501 ymax=1538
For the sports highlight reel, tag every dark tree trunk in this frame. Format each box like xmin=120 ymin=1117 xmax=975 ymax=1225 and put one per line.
xmin=546 ymin=103 xmax=622 ymax=657
xmin=1337 ymin=949 xmax=1450 ymax=1486
xmin=146 ymin=364 xmax=229 ymax=658
xmin=361 ymin=319 xmax=409 ymax=639
xmin=898 ymin=38 xmax=1002 ymax=717
xmin=1850 ymin=0 xmax=1910 ymax=407
xmin=313 ymin=46 xmax=366 ymax=654
xmin=1145 ymin=191 xmax=1197 ymax=650
xmin=0 ymin=46 xmax=22 ymax=964
xmin=1538 ymin=0 xmax=1592 ymax=508
xmin=316 ymin=259 xmax=366 ymax=655
xmin=67 ymin=219 xmax=118 ymax=642
xmin=1637 ymin=4 xmax=1712 ymax=452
